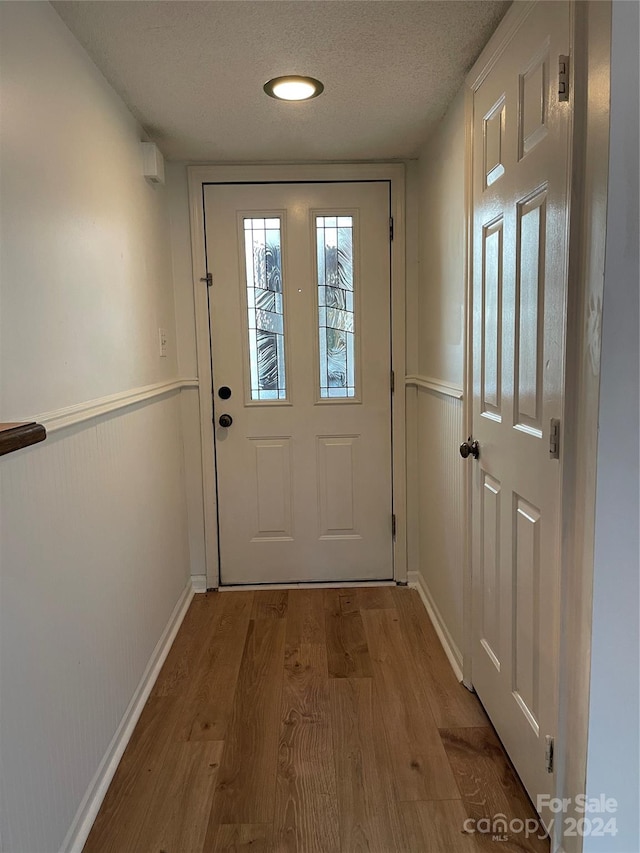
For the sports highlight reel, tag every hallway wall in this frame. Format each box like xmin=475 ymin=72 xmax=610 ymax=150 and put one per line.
xmin=411 ymin=89 xmax=467 ymax=668
xmin=0 ymin=4 xmax=192 ymax=851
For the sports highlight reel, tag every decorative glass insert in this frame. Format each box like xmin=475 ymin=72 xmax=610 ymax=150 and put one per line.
xmin=243 ymin=218 xmax=286 ymax=400
xmin=316 ymin=216 xmax=356 ymax=398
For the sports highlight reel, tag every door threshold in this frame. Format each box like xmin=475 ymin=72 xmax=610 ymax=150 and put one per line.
xmin=214 ymin=579 xmax=396 ymax=592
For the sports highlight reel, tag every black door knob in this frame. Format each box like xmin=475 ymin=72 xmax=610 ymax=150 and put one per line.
xmin=218 ymin=414 xmax=233 ymax=428
xmin=218 ymin=386 xmax=232 ymax=400
xmin=459 ymin=437 xmax=480 ymax=459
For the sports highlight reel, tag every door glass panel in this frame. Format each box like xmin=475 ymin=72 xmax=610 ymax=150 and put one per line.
xmin=243 ymin=218 xmax=286 ymax=400
xmin=316 ymin=215 xmax=356 ymax=398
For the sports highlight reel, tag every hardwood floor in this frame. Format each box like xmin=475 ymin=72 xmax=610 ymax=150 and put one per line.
xmin=83 ymin=588 xmax=549 ymax=853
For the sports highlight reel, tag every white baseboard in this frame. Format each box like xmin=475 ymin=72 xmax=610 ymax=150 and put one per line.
xmin=408 ymin=570 xmax=464 ymax=682
xmin=191 ymin=574 xmax=207 ymax=593
xmin=61 ymin=580 xmax=194 ymax=853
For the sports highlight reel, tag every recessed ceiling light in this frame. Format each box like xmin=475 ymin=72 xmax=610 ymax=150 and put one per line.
xmin=263 ymin=75 xmax=324 ymax=101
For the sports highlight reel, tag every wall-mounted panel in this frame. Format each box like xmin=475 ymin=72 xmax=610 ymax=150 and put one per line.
xmin=480 ymin=473 xmax=501 ymax=670
xmin=482 ymin=218 xmax=503 ymax=419
xmin=515 ymin=189 xmax=547 ymax=433
xmin=513 ymin=495 xmax=541 ymax=734
xmin=484 ymin=96 xmax=506 ymax=187
xmin=317 ymin=436 xmax=359 ymax=538
xmin=250 ymin=439 xmax=293 ymax=539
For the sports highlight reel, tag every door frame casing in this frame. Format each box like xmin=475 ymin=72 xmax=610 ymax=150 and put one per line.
xmin=462 ymin=2 xmax=612 ymax=850
xmin=187 ymin=163 xmax=407 ymax=590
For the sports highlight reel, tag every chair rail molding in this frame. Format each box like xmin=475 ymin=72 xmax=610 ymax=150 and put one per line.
xmin=23 ymin=379 xmax=199 ymax=435
xmin=405 ymin=374 xmax=464 ymax=400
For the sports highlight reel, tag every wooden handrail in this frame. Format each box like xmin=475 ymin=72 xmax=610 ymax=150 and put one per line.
xmin=0 ymin=422 xmax=47 ymax=457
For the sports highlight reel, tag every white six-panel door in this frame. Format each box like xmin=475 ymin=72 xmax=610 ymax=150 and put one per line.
xmin=470 ymin=0 xmax=571 ymax=810
xmin=204 ymin=182 xmax=393 ymax=585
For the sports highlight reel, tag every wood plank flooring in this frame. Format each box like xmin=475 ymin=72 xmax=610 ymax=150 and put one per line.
xmin=84 ymin=588 xmax=548 ymax=853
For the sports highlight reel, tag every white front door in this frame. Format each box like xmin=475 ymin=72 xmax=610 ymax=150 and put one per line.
xmin=469 ymin=1 xmax=571 ymax=810
xmin=204 ymin=181 xmax=393 ymax=585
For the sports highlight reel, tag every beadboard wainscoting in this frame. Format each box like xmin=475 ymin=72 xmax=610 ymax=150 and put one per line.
xmin=0 ymin=385 xmax=195 ymax=853
xmin=407 ymin=377 xmax=465 ymax=679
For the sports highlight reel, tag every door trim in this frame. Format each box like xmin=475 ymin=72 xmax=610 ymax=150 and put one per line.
xmin=463 ymin=2 xmax=612 ymax=849
xmin=187 ymin=163 xmax=407 ymax=590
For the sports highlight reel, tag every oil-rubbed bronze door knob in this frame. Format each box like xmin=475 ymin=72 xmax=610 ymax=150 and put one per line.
xmin=459 ymin=437 xmax=480 ymax=459
xmin=218 ymin=414 xmax=233 ymax=428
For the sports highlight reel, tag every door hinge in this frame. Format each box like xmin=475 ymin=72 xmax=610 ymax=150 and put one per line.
xmin=549 ymin=418 xmax=560 ymax=459
xmin=558 ymin=55 xmax=570 ymax=102
xmin=200 ymin=272 xmax=213 ymax=287
xmin=545 ymin=735 xmax=555 ymax=774
xmin=389 ymin=217 xmax=394 ymax=241
xmin=390 ymin=369 xmax=395 ymax=393
xmin=392 ymin=513 xmax=397 ymax=538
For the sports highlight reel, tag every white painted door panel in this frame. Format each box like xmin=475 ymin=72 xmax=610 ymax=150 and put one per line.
xmin=471 ymin=0 xmax=571 ymax=809
xmin=205 ymin=182 xmax=393 ymax=584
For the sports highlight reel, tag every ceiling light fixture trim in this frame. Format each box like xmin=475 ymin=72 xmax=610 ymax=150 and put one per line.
xmin=263 ymin=75 xmax=325 ymax=101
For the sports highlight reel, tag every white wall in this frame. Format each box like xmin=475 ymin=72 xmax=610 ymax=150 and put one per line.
xmin=412 ymin=89 xmax=466 ymax=661
xmin=404 ymin=158 xmax=422 ymax=578
xmin=405 ymin=160 xmax=421 ymax=379
xmin=0 ymin=8 xmax=179 ymax=415
xmin=0 ymin=4 xmax=192 ymax=850
xmin=417 ymin=90 xmax=466 ymax=389
xmin=584 ymin=2 xmax=640 ymax=849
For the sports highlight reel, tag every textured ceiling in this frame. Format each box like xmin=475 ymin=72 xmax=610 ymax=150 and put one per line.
xmin=53 ymin=0 xmax=510 ymax=162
